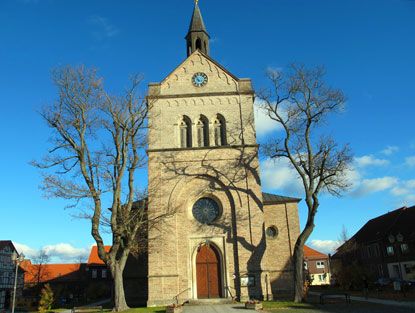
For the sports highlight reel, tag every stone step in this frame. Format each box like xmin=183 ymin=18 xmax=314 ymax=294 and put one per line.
xmin=186 ymin=298 xmax=235 ymax=306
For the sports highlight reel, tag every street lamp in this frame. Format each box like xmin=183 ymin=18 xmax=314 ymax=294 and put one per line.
xmin=11 ymin=252 xmax=25 ymax=313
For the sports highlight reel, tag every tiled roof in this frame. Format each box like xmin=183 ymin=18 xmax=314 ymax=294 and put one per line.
xmin=0 ymin=240 xmax=16 ymax=252
xmin=21 ymin=262 xmax=82 ymax=283
xmin=349 ymin=205 xmax=415 ymax=244
xmin=87 ymin=246 xmax=111 ymax=265
xmin=303 ymin=245 xmax=328 ymax=259
xmin=262 ymin=192 xmax=301 ymax=204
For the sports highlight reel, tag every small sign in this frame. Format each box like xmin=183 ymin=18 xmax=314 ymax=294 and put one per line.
xmin=241 ymin=276 xmax=255 ymax=287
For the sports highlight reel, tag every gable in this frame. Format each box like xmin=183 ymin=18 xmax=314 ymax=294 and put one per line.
xmin=0 ymin=240 xmax=17 ymax=254
xmin=88 ymin=245 xmax=111 ymax=265
xmin=154 ymin=50 xmax=242 ymax=97
xmin=303 ymin=245 xmax=328 ymax=259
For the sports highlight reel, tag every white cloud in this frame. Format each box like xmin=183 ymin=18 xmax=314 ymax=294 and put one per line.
xmin=381 ymin=146 xmax=399 ymax=155
xmin=390 ymin=180 xmax=415 ymax=196
xmin=308 ymin=239 xmax=341 ymax=255
xmin=13 ymin=243 xmax=39 ymax=257
xmin=13 ymin=242 xmax=93 ymax=263
xmin=260 ymin=158 xmax=304 ymax=196
xmin=390 ymin=180 xmax=415 ymax=207
xmin=88 ymin=15 xmax=119 ymax=40
xmin=390 ymin=186 xmax=409 ymax=196
xmin=354 ymin=155 xmax=389 ymax=167
xmin=344 ymin=166 xmax=361 ymax=190
xmin=350 ymin=176 xmax=398 ymax=198
xmin=42 ymin=243 xmax=92 ymax=262
xmin=254 ymin=99 xmax=282 ymax=137
xmin=404 ymin=194 xmax=415 ymax=205
xmin=405 ymin=156 xmax=415 ymax=167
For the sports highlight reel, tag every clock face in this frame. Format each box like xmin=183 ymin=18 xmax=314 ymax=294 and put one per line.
xmin=192 ymin=72 xmax=208 ymax=87
xmin=192 ymin=198 xmax=220 ymax=224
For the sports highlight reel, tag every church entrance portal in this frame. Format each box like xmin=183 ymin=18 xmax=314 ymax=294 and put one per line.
xmin=196 ymin=245 xmax=222 ymax=298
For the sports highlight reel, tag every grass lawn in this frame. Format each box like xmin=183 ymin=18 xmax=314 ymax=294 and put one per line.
xmin=262 ymin=296 xmax=415 ymax=313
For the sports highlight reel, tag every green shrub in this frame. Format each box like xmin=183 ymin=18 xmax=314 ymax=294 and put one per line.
xmin=38 ymin=284 xmax=54 ymax=311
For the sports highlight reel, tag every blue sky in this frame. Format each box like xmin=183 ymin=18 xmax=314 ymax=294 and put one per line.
xmin=1 ymin=0 xmax=414 ymax=262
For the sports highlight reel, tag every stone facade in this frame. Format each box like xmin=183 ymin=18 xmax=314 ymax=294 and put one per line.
xmin=146 ymin=49 xmax=301 ymax=306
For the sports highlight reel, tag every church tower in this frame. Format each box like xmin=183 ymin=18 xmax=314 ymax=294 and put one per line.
xmin=146 ymin=2 xmax=301 ymax=306
xmin=185 ymin=1 xmax=210 ymax=56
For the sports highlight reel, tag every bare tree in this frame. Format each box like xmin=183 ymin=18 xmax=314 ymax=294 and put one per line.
xmin=32 ymin=65 xmax=152 ymax=312
xmin=339 ymin=224 xmax=349 ymax=244
xmin=76 ymin=255 xmax=88 ymax=264
xmin=31 ymin=251 xmax=50 ymax=285
xmin=257 ymin=63 xmax=353 ymax=302
xmin=336 ymin=224 xmax=357 ymax=257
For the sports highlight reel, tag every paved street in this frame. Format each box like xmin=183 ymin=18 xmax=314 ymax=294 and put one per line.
xmin=182 ymin=303 xmax=257 ymax=313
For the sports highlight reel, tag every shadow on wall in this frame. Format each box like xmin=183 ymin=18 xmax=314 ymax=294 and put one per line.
xmin=269 ymin=259 xmax=295 ymax=299
xmin=158 ymin=144 xmax=266 ymax=301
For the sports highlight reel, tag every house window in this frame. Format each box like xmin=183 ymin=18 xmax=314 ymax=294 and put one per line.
xmin=401 ymin=243 xmax=409 ymax=254
xmin=367 ymin=246 xmax=374 ymax=258
xmin=386 ymin=246 xmax=394 ymax=256
xmin=378 ymin=264 xmax=384 ymax=277
xmin=304 ymin=261 xmax=308 ymax=270
xmin=375 ymin=244 xmax=380 ymax=257
xmin=318 ymin=274 xmax=325 ymax=282
xmin=404 ymin=264 xmax=415 ymax=275
xmin=316 ymin=261 xmax=325 ymax=269
xmin=102 ymin=269 xmax=107 ymax=278
xmin=92 ymin=269 xmax=97 ymax=279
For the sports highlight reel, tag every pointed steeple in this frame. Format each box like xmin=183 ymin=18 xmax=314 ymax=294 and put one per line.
xmin=185 ymin=1 xmax=210 ymax=56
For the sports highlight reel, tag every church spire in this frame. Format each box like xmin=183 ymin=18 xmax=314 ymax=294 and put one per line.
xmin=185 ymin=1 xmax=210 ymax=56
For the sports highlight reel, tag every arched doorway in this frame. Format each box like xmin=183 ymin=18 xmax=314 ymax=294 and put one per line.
xmin=196 ymin=245 xmax=222 ymax=298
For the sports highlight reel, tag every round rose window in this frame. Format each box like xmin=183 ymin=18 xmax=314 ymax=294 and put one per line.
xmin=266 ymin=226 xmax=278 ymax=239
xmin=192 ymin=198 xmax=220 ymax=224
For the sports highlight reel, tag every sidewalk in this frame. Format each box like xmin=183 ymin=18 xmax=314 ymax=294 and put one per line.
xmin=309 ymin=291 xmax=415 ymax=308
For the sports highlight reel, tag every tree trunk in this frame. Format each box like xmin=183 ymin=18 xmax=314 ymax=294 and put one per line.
xmin=111 ymin=263 xmax=129 ymax=312
xmin=292 ymin=218 xmax=315 ymax=303
xmin=292 ymin=244 xmax=304 ymax=302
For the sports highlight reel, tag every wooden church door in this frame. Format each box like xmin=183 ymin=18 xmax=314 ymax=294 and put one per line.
xmin=196 ymin=245 xmax=221 ymax=298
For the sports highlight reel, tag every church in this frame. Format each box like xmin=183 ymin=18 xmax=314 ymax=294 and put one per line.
xmin=145 ymin=1 xmax=301 ymax=306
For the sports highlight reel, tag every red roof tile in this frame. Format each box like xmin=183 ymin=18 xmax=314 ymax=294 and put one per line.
xmin=303 ymin=245 xmax=328 ymax=259
xmin=21 ymin=262 xmax=81 ymax=283
xmin=87 ymin=246 xmax=111 ymax=265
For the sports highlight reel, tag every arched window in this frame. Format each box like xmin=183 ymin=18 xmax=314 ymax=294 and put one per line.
xmin=197 ymin=115 xmax=209 ymax=147
xmin=214 ymin=114 xmax=227 ymax=146
xmin=195 ymin=38 xmax=202 ymax=51
xmin=180 ymin=116 xmax=192 ymax=148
